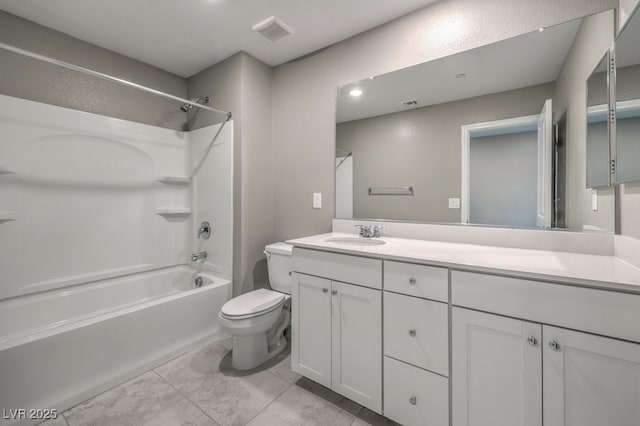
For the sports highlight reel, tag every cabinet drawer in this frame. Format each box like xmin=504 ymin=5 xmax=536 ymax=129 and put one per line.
xmin=293 ymin=247 xmax=382 ymax=289
xmin=384 ymin=260 xmax=448 ymax=302
xmin=451 ymin=270 xmax=640 ymax=344
xmin=384 ymin=292 xmax=449 ymax=376
xmin=384 ymin=356 xmax=449 ymax=426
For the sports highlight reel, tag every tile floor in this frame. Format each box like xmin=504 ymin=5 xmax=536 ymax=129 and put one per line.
xmin=41 ymin=332 xmax=399 ymax=426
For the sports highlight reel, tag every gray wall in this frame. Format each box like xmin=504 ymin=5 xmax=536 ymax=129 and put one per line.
xmin=188 ymin=52 xmax=274 ymax=296
xmin=617 ymin=64 xmax=640 ymax=102
xmin=336 ymin=83 xmax=555 ymax=223
xmin=470 ymin=132 xmax=538 ymax=227
xmin=0 ymin=11 xmax=187 ymax=130
xmin=271 ymin=0 xmax=616 ymax=241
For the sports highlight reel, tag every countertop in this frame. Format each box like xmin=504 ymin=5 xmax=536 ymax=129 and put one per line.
xmin=287 ymin=232 xmax=640 ymax=294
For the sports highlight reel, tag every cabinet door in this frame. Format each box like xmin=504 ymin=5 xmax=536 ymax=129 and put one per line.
xmin=331 ymin=281 xmax=382 ymax=413
xmin=543 ymin=325 xmax=640 ymax=426
xmin=452 ymin=308 xmax=542 ymax=426
xmin=291 ymin=273 xmax=332 ymax=388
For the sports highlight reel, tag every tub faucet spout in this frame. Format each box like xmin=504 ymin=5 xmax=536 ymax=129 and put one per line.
xmin=191 ymin=251 xmax=207 ymax=262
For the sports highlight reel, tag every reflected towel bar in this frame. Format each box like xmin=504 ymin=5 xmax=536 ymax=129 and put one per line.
xmin=368 ymin=186 xmax=414 ymax=195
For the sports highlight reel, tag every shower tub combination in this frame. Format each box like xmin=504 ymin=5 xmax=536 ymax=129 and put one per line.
xmin=0 ymin=266 xmax=231 ymax=426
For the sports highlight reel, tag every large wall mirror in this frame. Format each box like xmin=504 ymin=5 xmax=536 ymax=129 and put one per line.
xmin=336 ymin=10 xmax=615 ymax=232
xmin=615 ymin=3 xmax=640 ymax=183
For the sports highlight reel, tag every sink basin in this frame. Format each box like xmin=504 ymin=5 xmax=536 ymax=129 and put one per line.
xmin=324 ymin=237 xmax=386 ymax=246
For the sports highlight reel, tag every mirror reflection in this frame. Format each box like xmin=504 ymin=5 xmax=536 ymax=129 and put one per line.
xmin=336 ymin=11 xmax=615 ymax=231
xmin=586 ymin=54 xmax=611 ymax=188
xmin=615 ymin=4 xmax=640 ymax=184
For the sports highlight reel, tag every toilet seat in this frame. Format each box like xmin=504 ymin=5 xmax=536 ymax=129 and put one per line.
xmin=220 ymin=288 xmax=285 ymax=320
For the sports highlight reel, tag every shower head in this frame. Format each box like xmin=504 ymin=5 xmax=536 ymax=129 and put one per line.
xmin=180 ymin=96 xmax=210 ymax=112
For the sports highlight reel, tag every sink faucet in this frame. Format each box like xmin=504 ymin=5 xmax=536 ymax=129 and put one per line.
xmin=355 ymin=224 xmax=384 ymax=238
xmin=191 ymin=251 xmax=207 ymax=262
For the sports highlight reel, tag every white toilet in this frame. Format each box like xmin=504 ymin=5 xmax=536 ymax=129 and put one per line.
xmin=218 ymin=242 xmax=293 ymax=370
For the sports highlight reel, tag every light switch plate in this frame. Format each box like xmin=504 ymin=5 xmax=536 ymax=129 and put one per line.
xmin=448 ymin=198 xmax=461 ymax=209
xmin=313 ymin=192 xmax=322 ymax=209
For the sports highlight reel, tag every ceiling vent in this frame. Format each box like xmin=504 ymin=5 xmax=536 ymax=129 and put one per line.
xmin=252 ymin=16 xmax=295 ymax=42
xmin=401 ymin=100 xmax=418 ymax=106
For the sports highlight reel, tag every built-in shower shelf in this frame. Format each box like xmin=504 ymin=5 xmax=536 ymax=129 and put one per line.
xmin=155 ymin=176 xmax=192 ymax=185
xmin=0 ymin=211 xmax=17 ymax=222
xmin=155 ymin=208 xmax=192 ymax=218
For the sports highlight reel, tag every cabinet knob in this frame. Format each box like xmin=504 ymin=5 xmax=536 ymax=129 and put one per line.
xmin=526 ymin=336 xmax=538 ymax=346
xmin=322 ymin=288 xmax=328 ymax=293
xmin=409 ymin=329 xmax=417 ymax=337
xmin=409 ymin=277 xmax=417 ymax=285
xmin=332 ymin=290 xmax=338 ymax=295
xmin=549 ymin=340 xmax=561 ymax=352
xmin=409 ymin=396 xmax=417 ymax=405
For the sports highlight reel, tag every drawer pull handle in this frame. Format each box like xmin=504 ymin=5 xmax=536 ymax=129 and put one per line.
xmin=409 ymin=277 xmax=417 ymax=285
xmin=526 ymin=336 xmax=538 ymax=346
xmin=322 ymin=288 xmax=328 ymax=293
xmin=332 ymin=290 xmax=338 ymax=296
xmin=409 ymin=396 xmax=417 ymax=405
xmin=549 ymin=340 xmax=561 ymax=352
xmin=409 ymin=329 xmax=417 ymax=337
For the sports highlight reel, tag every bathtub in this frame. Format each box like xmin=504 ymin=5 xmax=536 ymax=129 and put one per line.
xmin=0 ymin=266 xmax=231 ymax=425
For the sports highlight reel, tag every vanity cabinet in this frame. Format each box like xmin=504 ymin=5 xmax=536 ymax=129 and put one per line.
xmin=452 ymin=308 xmax=542 ymax=426
xmin=452 ymin=271 xmax=640 ymax=426
xmin=289 ymin=239 xmax=640 ymax=426
xmin=543 ymin=326 xmax=640 ymax=426
xmin=291 ymin=248 xmax=382 ymax=413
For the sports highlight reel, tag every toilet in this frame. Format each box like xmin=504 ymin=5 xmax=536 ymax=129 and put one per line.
xmin=218 ymin=242 xmax=293 ymax=370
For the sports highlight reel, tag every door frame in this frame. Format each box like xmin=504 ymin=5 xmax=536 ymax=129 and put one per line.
xmin=460 ymin=114 xmax=539 ymax=224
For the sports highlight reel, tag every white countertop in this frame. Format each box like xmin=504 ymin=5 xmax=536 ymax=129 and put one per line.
xmin=287 ymin=232 xmax=640 ymax=294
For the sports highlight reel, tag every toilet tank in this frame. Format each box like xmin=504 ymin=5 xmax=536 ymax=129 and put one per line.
xmin=264 ymin=242 xmax=293 ymax=294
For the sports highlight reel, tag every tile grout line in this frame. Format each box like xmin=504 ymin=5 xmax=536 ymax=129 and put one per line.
xmin=243 ymin=381 xmax=294 ymax=425
xmin=151 ymin=369 xmax=222 ymax=426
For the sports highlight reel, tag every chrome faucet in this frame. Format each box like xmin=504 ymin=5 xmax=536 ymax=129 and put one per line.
xmin=355 ymin=224 xmax=384 ymax=238
xmin=191 ymin=251 xmax=207 ymax=262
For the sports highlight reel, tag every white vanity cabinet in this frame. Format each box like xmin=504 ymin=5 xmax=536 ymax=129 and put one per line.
xmin=452 ymin=270 xmax=640 ymax=426
xmin=291 ymin=248 xmax=383 ymax=413
xmin=383 ymin=261 xmax=450 ymax=426
xmin=452 ymin=308 xmax=542 ymax=426
xmin=543 ymin=326 xmax=640 ymax=426
xmin=288 ymin=234 xmax=640 ymax=426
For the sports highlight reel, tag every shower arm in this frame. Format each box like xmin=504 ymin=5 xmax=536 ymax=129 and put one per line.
xmin=0 ymin=42 xmax=232 ymax=118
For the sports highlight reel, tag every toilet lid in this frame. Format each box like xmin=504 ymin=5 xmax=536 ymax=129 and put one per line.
xmin=221 ymin=288 xmax=286 ymax=318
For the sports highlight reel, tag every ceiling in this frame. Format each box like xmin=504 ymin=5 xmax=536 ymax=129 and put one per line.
xmin=0 ymin=0 xmax=441 ymax=77
xmin=337 ymin=18 xmax=582 ymax=123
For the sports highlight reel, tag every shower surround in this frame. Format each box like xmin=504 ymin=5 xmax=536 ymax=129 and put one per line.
xmin=0 ymin=94 xmax=233 ymax=425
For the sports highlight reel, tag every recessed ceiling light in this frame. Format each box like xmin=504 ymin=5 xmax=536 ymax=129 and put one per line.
xmin=456 ymin=73 xmax=466 ymax=79
xmin=538 ymin=27 xmax=545 ymax=32
xmin=350 ymin=89 xmax=363 ymax=97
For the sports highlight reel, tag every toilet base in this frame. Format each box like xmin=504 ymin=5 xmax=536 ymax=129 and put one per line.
xmin=230 ymin=309 xmax=290 ymax=370
xmin=231 ymin=335 xmax=287 ymax=370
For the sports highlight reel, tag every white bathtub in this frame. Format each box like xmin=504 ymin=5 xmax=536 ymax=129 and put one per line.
xmin=0 ymin=266 xmax=231 ymax=425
